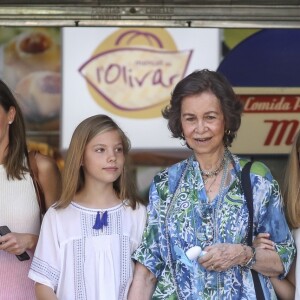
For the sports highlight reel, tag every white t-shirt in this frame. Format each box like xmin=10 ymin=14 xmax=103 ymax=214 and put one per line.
xmin=29 ymin=201 xmax=147 ymax=300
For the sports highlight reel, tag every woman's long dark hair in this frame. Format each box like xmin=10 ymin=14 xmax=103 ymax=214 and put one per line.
xmin=0 ymin=79 xmax=28 ymax=179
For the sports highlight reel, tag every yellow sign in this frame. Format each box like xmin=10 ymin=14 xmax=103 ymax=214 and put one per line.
xmin=79 ymin=28 xmax=192 ymax=118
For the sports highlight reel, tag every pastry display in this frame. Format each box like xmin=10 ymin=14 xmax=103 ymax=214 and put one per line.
xmin=4 ymin=29 xmax=61 ymax=89
xmin=15 ymin=71 xmax=61 ymax=130
xmin=2 ymin=28 xmax=61 ymax=132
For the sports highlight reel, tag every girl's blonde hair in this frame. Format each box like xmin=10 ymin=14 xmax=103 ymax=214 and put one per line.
xmin=55 ymin=114 xmax=144 ymax=209
xmin=283 ymin=130 xmax=300 ymax=228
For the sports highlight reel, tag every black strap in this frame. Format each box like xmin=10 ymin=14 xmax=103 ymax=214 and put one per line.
xmin=241 ymin=161 xmax=265 ymax=300
xmin=241 ymin=162 xmax=254 ymax=246
xmin=28 ymin=151 xmax=46 ymax=218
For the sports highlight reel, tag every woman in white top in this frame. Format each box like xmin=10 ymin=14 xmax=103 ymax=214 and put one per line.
xmin=0 ymin=79 xmax=61 ymax=299
xmin=29 ymin=114 xmax=147 ymax=300
xmin=254 ymin=130 xmax=300 ymax=300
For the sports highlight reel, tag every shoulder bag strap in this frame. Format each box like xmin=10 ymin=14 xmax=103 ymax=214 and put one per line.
xmin=241 ymin=161 xmax=254 ymax=246
xmin=28 ymin=151 xmax=47 ymax=217
xmin=241 ymin=161 xmax=265 ymax=300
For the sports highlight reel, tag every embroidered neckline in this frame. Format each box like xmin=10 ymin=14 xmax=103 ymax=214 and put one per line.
xmin=71 ymin=201 xmax=125 ymax=213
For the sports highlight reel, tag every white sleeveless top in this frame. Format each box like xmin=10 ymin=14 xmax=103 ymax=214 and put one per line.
xmin=0 ymin=164 xmax=40 ymax=299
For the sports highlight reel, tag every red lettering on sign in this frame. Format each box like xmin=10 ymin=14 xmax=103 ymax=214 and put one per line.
xmin=264 ymin=120 xmax=299 ymax=145
xmin=240 ymin=95 xmax=300 ymax=113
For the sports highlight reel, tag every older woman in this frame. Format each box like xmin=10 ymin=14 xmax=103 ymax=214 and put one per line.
xmin=128 ymin=69 xmax=295 ymax=299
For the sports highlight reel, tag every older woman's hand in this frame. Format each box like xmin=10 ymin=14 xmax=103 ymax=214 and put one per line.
xmin=253 ymin=233 xmax=275 ymax=251
xmin=198 ymin=243 xmax=250 ymax=272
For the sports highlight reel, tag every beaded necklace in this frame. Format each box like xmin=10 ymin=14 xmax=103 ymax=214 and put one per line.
xmin=200 ymin=150 xmax=227 ymax=179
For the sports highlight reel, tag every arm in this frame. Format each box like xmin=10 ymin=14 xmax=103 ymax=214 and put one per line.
xmin=254 ymin=233 xmax=296 ymax=300
xmin=0 ymin=153 xmax=62 ymax=255
xmin=253 ymin=162 xmax=296 ymax=278
xmin=252 ymin=247 xmax=283 ymax=277
xmin=128 ymin=262 xmax=157 ymax=300
xmin=199 ymin=242 xmax=283 ymax=276
xmin=28 ymin=208 xmax=60 ymax=295
xmin=270 ymin=274 xmax=295 ymax=300
xmin=35 ymin=283 xmax=58 ymax=300
xmin=251 ymin=233 xmax=283 ymax=276
xmin=0 ymin=231 xmax=38 ymax=255
xmin=35 ymin=152 xmax=62 ymax=209
xmin=131 ymin=174 xmax=170 ymax=298
xmin=285 ymin=256 xmax=296 ymax=286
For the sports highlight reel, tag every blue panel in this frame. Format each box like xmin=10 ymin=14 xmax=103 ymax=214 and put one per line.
xmin=217 ymin=29 xmax=300 ymax=87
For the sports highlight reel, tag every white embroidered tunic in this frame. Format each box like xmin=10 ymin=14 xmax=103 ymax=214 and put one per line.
xmin=29 ymin=201 xmax=147 ymax=300
xmin=0 ymin=164 xmax=40 ymax=299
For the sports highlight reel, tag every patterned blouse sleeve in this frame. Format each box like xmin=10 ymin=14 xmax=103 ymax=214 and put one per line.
xmin=252 ymin=161 xmax=296 ymax=278
xmin=28 ymin=207 xmax=61 ymax=291
xmin=132 ymin=179 xmax=165 ymax=279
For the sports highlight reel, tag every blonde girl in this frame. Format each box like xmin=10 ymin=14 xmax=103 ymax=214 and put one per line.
xmin=29 ymin=114 xmax=147 ymax=300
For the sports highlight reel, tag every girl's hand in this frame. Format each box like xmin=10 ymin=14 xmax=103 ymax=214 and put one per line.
xmin=253 ymin=233 xmax=275 ymax=250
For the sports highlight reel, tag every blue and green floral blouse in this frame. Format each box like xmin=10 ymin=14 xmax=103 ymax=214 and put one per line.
xmin=132 ymin=153 xmax=295 ymax=300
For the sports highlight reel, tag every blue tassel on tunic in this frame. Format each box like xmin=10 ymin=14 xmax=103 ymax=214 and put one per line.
xmin=93 ymin=211 xmax=108 ymax=229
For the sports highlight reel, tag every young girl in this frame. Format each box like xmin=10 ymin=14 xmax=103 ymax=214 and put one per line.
xmin=28 ymin=114 xmax=147 ymax=300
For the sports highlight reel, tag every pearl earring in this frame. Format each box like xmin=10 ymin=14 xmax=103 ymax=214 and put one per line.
xmin=8 ymin=121 xmax=12 ymax=125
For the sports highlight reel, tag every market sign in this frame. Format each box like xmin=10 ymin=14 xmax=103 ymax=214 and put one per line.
xmin=62 ymin=27 xmax=220 ymax=150
xmin=232 ymin=88 xmax=300 ymax=154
